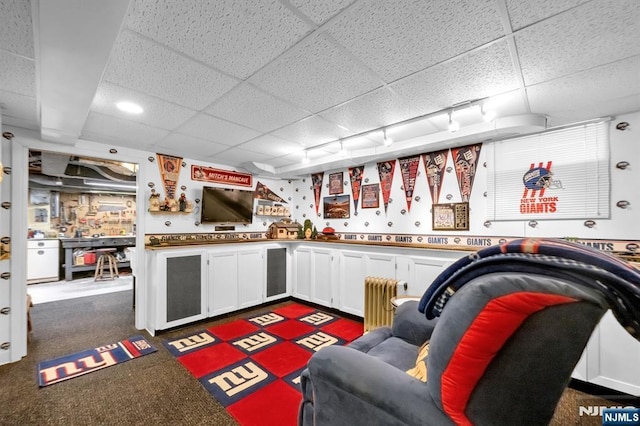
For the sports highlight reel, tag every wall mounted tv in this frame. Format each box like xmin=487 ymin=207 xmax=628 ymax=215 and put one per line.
xmin=200 ymin=186 xmax=254 ymax=224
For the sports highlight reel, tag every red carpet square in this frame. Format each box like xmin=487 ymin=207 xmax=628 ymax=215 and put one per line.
xmin=272 ymin=303 xmax=317 ymax=319
xmin=166 ymin=303 xmax=357 ymax=425
xmin=227 ymin=380 xmax=302 ymax=426
xmin=178 ymin=342 xmax=246 ymax=378
xmin=265 ymin=319 xmax=315 ymax=340
xmin=208 ymin=319 xmax=259 ymax=340
xmin=251 ymin=341 xmax=312 ymax=377
xmin=321 ymin=318 xmax=364 ymax=342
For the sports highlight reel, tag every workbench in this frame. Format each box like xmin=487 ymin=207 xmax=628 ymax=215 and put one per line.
xmin=59 ymin=236 xmax=135 ymax=281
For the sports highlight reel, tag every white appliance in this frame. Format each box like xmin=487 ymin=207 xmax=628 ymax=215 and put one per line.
xmin=27 ymin=239 xmax=59 ymax=283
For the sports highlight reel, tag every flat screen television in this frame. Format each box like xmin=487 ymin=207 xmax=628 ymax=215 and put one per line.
xmin=200 ymin=186 xmax=254 ymax=224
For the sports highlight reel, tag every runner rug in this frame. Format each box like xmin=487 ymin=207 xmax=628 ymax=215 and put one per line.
xmin=163 ymin=303 xmax=364 ymax=426
xmin=37 ymin=335 xmax=157 ymax=387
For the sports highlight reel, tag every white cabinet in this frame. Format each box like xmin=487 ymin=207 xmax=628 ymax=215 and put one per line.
xmin=208 ymin=251 xmax=238 ymax=316
xmin=338 ymin=250 xmax=367 ymax=316
xmin=337 ymin=250 xmax=396 ymax=317
xmin=578 ymin=311 xmax=640 ymax=396
xmin=27 ymin=239 xmax=59 ymax=283
xmin=152 ymin=248 xmax=208 ymax=331
xmin=293 ymin=247 xmax=312 ymax=301
xmin=395 ymin=254 xmax=457 ymax=297
xmin=311 ymin=248 xmax=333 ymax=307
xmin=238 ymin=248 xmax=264 ymax=309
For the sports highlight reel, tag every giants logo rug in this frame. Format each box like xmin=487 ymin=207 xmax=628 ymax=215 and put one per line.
xmin=37 ymin=335 xmax=157 ymax=387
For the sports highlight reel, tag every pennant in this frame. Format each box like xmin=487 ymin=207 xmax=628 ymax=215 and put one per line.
xmin=398 ymin=155 xmax=420 ymax=212
xmin=311 ymin=173 xmax=324 ymax=216
xmin=451 ymin=143 xmax=482 ymax=202
xmin=423 ymin=149 xmax=449 ymax=204
xmin=377 ymin=160 xmax=396 ymax=214
xmin=348 ymin=166 xmax=364 ymax=214
xmin=255 ymin=182 xmax=286 ymax=203
xmin=157 ymin=154 xmax=182 ymax=199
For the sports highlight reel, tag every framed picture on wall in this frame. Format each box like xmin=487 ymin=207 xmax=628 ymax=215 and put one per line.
xmin=361 ymin=183 xmax=380 ymax=209
xmin=432 ymin=202 xmax=469 ymax=231
xmin=329 ymin=172 xmax=344 ymax=195
xmin=323 ymin=195 xmax=350 ymax=219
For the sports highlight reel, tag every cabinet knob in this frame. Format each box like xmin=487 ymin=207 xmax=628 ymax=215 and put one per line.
xmin=38 ymin=250 xmax=45 ymax=255
xmin=1 ymin=342 xmax=10 ymax=350
xmin=0 ymin=272 xmax=10 ymax=280
xmin=0 ymin=307 xmax=10 ymax=315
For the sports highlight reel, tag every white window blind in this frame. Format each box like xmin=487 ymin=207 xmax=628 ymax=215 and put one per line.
xmin=487 ymin=122 xmax=609 ymax=220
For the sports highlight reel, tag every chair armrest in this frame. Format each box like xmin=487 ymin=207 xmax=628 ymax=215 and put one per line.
xmin=347 ymin=326 xmax=392 ymax=353
xmin=307 ymin=345 xmax=452 ymax=425
xmin=392 ymin=300 xmax=438 ymax=346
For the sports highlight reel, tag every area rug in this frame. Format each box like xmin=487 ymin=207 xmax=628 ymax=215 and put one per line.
xmin=37 ymin=335 xmax=157 ymax=387
xmin=163 ymin=303 xmax=364 ymax=426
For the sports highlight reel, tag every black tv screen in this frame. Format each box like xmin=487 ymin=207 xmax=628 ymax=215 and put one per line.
xmin=200 ymin=186 xmax=254 ymax=224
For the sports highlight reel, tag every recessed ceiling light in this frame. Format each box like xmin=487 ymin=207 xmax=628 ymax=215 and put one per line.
xmin=116 ymin=101 xmax=143 ymax=114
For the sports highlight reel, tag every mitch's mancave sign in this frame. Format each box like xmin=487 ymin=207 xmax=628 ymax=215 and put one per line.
xmin=191 ymin=165 xmax=253 ymax=187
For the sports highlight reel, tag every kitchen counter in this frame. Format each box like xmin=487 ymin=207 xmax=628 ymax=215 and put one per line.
xmin=59 ymin=236 xmax=136 ymax=280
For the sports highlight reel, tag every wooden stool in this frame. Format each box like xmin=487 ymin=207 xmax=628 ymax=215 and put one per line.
xmin=95 ymin=248 xmax=119 ymax=281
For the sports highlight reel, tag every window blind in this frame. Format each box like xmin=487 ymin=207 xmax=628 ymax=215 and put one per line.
xmin=487 ymin=122 xmax=609 ymax=220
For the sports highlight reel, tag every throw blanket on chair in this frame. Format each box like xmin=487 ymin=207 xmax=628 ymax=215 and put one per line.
xmin=419 ymin=238 xmax=640 ymax=341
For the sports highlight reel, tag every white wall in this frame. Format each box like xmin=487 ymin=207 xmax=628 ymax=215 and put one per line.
xmin=288 ymin=112 xmax=640 ymax=245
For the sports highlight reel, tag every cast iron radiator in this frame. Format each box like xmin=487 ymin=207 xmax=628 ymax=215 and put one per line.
xmin=364 ymin=276 xmax=398 ymax=332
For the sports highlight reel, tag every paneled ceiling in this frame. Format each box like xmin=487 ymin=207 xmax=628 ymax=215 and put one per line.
xmin=1 ymin=0 xmax=639 ymax=177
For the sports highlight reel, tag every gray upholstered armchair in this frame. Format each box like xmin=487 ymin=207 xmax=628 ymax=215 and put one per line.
xmin=299 ymin=238 xmax=640 ymax=426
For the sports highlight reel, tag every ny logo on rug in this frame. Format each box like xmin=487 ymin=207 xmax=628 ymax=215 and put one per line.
xmin=201 ymin=360 xmax=276 ymax=406
xmin=164 ymin=331 xmax=217 ymax=357
xmin=38 ymin=335 xmax=157 ymax=386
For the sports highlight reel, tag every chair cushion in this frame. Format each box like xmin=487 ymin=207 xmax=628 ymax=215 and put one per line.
xmin=365 ymin=336 xmax=420 ymax=371
xmin=406 ymin=340 xmax=430 ymax=382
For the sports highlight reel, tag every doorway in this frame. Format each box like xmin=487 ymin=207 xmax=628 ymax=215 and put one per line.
xmin=26 ymin=150 xmax=138 ymax=305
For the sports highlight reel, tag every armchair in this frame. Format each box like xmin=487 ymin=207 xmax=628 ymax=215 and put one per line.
xmin=299 ymin=238 xmax=640 ymax=425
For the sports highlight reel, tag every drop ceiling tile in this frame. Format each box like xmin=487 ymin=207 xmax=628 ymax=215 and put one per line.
xmin=103 ymin=30 xmax=238 ymax=110
xmin=0 ymin=50 xmax=35 ymax=97
xmin=91 ymin=82 xmax=197 ymax=130
xmin=320 ymin=87 xmax=425 ymax=134
xmin=250 ymin=32 xmax=382 ymax=113
xmin=153 ymin=133 xmax=229 ymax=159
xmin=527 ymin=55 xmax=640 ymax=125
xmin=207 ymin=84 xmax=310 ymax=133
xmin=0 ymin=89 xmax=37 ymax=124
xmin=0 ymin=0 xmax=34 ymax=57
xmin=237 ymin=134 xmax=304 ymax=157
xmin=175 ymin=113 xmax=261 ymax=146
xmin=392 ymin=41 xmax=519 ymax=114
xmin=325 ymin=0 xmax=504 ymax=82
xmin=506 ymin=0 xmax=590 ymax=30
xmin=124 ymin=0 xmax=312 ymax=79
xmin=206 ymin=147 xmax=274 ymax=166
xmin=516 ymin=0 xmax=640 ymax=86
xmin=271 ymin=115 xmax=352 ymax=146
xmin=289 ymin=0 xmax=356 ymax=25
xmin=81 ymin=112 xmax=169 ymax=150
xmin=267 ymin=155 xmax=302 ymax=168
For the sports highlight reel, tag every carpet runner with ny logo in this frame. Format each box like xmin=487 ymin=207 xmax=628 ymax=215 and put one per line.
xmin=162 ymin=303 xmax=364 ymax=426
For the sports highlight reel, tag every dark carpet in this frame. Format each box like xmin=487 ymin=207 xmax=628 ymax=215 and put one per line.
xmin=0 ymin=289 xmax=628 ymax=425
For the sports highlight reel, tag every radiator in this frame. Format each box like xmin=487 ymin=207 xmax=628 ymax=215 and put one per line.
xmin=364 ymin=276 xmax=399 ymax=332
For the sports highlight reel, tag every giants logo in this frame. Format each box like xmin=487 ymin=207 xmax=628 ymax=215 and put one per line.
xmin=202 ymin=360 xmax=275 ymax=407
xmin=296 ymin=332 xmax=339 ymax=352
xmin=299 ymin=312 xmax=334 ymax=326
xmin=522 ymin=161 xmax=563 ymax=198
xmin=232 ymin=332 xmax=277 ymax=353
xmin=165 ymin=331 xmax=216 ymax=355
xmin=248 ymin=313 xmax=285 ymax=326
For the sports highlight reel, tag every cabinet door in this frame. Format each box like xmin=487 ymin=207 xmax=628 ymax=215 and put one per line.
xmin=293 ymin=247 xmax=312 ymax=301
xmin=338 ymin=251 xmax=367 ymax=317
xmin=584 ymin=311 xmax=640 ymax=396
xmin=311 ymin=249 xmax=333 ymax=308
xmin=208 ymin=251 xmax=238 ymax=316
xmin=396 ymin=256 xmax=450 ymax=297
xmin=159 ymin=250 xmax=207 ymax=329
xmin=238 ymin=249 xmax=264 ymax=309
